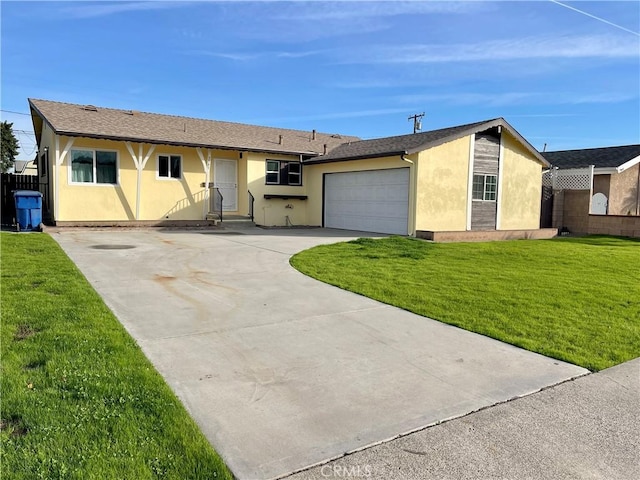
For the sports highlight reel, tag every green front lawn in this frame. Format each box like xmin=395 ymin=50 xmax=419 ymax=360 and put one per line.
xmin=291 ymin=235 xmax=640 ymax=371
xmin=1 ymin=233 xmax=232 ymax=479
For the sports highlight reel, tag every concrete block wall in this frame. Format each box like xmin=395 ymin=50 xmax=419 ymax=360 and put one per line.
xmin=588 ymin=215 xmax=640 ymax=238
xmin=561 ymin=190 xmax=590 ymax=234
xmin=552 ymin=189 xmax=564 ymax=229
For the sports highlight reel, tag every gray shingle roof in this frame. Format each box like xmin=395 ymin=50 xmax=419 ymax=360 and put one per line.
xmin=305 ymin=117 xmax=549 ymax=166
xmin=542 ymin=145 xmax=640 ymax=170
xmin=29 ymin=99 xmax=359 ymax=157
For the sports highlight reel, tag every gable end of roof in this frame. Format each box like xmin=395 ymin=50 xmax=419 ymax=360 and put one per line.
xmin=305 ymin=117 xmax=550 ymax=167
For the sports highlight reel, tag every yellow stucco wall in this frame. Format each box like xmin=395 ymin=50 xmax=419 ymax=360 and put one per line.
xmin=499 ymin=132 xmax=544 ymax=230
xmin=305 ymin=156 xmax=411 ymax=227
xmin=50 ymin=133 xmax=307 ymax=225
xmin=246 ymin=152 xmax=308 ymax=226
xmin=415 ymin=136 xmax=471 ymax=232
xmin=45 ymin=129 xmax=545 ymax=230
xmin=55 ymin=137 xmax=206 ymax=221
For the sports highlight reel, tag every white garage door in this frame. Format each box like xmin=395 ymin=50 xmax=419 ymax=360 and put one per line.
xmin=324 ymin=168 xmax=409 ymax=235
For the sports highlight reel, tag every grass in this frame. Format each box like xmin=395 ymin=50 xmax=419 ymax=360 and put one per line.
xmin=291 ymin=235 xmax=640 ymax=372
xmin=1 ymin=233 xmax=232 ymax=480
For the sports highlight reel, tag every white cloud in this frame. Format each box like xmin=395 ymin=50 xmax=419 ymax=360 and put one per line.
xmin=64 ymin=1 xmax=195 ymax=19
xmin=187 ymin=49 xmax=325 ymax=61
xmin=230 ymin=1 xmax=486 ymax=42
xmin=395 ymin=92 xmax=537 ymax=107
xmin=570 ymin=92 xmax=639 ymax=104
xmin=271 ymin=1 xmax=484 ymax=21
xmin=188 ymin=50 xmax=259 ymax=61
xmin=276 ymin=50 xmax=326 ymax=59
xmin=393 ymin=90 xmax=638 ymax=108
xmin=349 ymin=34 xmax=640 ymax=64
xmin=255 ymin=107 xmax=413 ymax=124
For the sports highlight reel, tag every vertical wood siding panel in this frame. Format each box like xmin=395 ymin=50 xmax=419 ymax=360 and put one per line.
xmin=471 ymin=133 xmax=500 ymax=229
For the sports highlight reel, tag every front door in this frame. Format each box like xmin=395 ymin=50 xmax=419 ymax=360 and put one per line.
xmin=214 ymin=159 xmax=237 ymax=211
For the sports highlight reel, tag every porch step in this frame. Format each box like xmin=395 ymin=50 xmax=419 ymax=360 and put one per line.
xmin=208 ymin=213 xmax=256 ymax=228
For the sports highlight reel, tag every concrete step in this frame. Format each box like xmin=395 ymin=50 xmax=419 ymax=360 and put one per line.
xmin=208 ymin=214 xmax=256 ymax=228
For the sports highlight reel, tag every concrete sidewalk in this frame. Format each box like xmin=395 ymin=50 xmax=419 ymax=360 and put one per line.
xmin=289 ymin=358 xmax=640 ymax=480
xmin=52 ymin=228 xmax=589 ymax=479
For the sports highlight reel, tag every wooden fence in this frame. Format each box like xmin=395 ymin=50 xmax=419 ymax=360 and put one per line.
xmin=1 ymin=174 xmax=49 ymax=225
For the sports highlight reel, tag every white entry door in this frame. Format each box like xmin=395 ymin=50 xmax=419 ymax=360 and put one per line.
xmin=214 ymin=159 xmax=237 ymax=211
xmin=324 ymin=168 xmax=409 ymax=235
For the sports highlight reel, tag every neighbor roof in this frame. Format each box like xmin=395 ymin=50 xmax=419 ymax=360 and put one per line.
xmin=305 ymin=117 xmax=549 ymax=166
xmin=542 ymin=145 xmax=640 ymax=171
xmin=28 ymin=99 xmax=359 ymax=157
xmin=13 ymin=159 xmax=36 ymax=174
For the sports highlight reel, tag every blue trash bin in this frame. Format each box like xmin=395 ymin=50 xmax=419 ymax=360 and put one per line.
xmin=13 ymin=190 xmax=43 ymax=232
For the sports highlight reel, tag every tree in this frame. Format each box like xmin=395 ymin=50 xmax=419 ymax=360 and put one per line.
xmin=1 ymin=121 xmax=19 ymax=173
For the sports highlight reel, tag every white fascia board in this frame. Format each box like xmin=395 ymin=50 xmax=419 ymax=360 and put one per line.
xmin=615 ymin=154 xmax=640 ymax=173
xmin=591 ymin=155 xmax=640 ymax=175
xmin=593 ymin=168 xmax=618 ymax=175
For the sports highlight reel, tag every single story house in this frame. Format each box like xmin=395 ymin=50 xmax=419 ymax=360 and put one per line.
xmin=543 ymin=145 xmax=640 ymax=216
xmin=29 ymin=98 xmax=354 ymax=228
xmin=30 ymin=98 xmax=554 ymax=240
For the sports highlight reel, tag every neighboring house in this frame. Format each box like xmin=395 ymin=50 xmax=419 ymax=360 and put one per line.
xmin=543 ymin=145 xmax=640 ymax=216
xmin=30 ymin=98 xmax=553 ymax=239
xmin=13 ymin=159 xmax=38 ymax=175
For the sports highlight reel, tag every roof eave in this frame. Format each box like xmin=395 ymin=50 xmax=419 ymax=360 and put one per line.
xmin=303 ymin=150 xmax=407 ymax=165
xmin=51 ymin=130 xmax=323 ymax=157
xmin=28 ymin=99 xmax=49 ymax=147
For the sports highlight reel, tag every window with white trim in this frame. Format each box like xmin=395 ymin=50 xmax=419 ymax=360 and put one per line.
xmin=266 ymin=160 xmax=280 ymax=184
xmin=70 ymin=149 xmax=117 ymax=184
xmin=472 ymin=174 xmax=497 ymax=201
xmin=265 ymin=160 xmax=302 ymax=186
xmin=158 ymin=154 xmax=181 ymax=179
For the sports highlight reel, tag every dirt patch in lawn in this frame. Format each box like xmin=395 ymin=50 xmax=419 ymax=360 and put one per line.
xmin=0 ymin=416 xmax=29 ymax=437
xmin=14 ymin=324 xmax=40 ymax=341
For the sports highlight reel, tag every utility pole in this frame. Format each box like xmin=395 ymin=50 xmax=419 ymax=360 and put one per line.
xmin=408 ymin=112 xmax=425 ymax=134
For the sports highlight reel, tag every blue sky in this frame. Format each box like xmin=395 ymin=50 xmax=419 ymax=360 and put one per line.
xmin=1 ymin=1 xmax=639 ymax=160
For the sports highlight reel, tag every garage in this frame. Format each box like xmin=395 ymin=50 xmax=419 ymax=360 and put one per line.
xmin=324 ymin=168 xmax=410 ymax=235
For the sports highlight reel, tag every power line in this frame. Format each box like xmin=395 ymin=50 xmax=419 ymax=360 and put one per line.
xmin=0 ymin=109 xmax=31 ymax=116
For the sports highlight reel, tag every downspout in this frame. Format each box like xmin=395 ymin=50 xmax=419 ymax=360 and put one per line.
xmin=401 ymin=153 xmax=415 ymax=236
xmin=495 ymin=126 xmax=504 ymax=230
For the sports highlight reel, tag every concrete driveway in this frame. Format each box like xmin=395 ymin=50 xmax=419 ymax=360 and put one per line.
xmin=52 ymin=228 xmax=588 ymax=480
